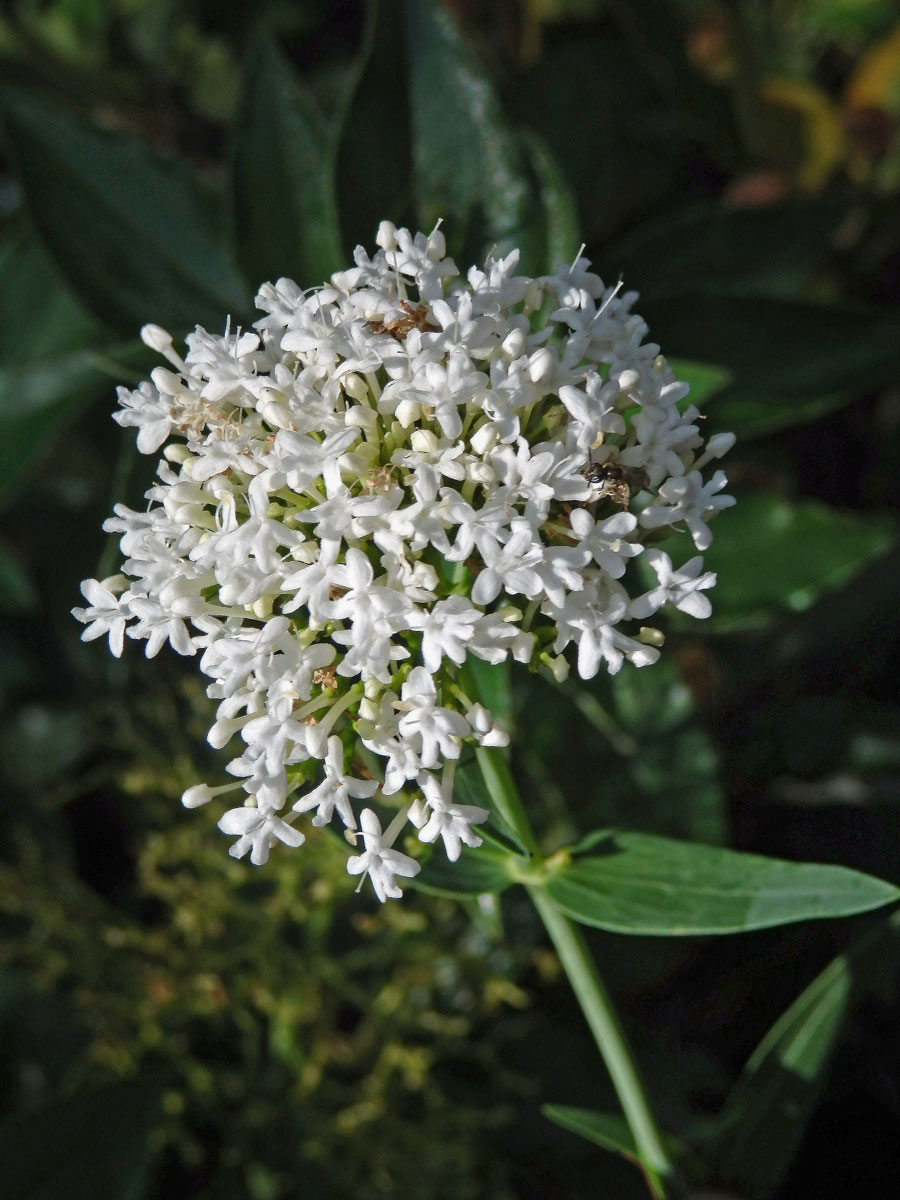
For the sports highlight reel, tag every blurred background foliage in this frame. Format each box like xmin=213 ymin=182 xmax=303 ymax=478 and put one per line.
xmin=1 ymin=0 xmax=899 ymax=1196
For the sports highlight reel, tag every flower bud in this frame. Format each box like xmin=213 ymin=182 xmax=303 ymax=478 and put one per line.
xmin=141 ymin=324 xmax=173 ymax=354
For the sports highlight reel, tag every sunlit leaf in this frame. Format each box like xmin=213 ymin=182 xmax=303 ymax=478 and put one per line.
xmin=404 ymin=0 xmax=539 ymax=267
xmin=546 ymin=831 xmax=900 ymax=934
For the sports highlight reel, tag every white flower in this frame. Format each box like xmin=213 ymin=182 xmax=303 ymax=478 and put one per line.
xmin=72 ymin=578 xmax=132 ymax=658
xmin=639 ymin=469 xmax=735 ymax=551
xmin=74 ymin=221 xmax=733 ymax=898
xmin=346 ymin=808 xmax=421 ymax=902
xmin=292 ymin=735 xmax=376 ymax=829
xmin=471 ymin=520 xmax=544 ymax=607
xmin=407 ymin=595 xmax=480 ymax=672
xmin=112 ymin=381 xmax=175 ymax=454
xmin=217 ymin=804 xmax=305 ymax=865
xmin=630 ymin=551 xmax=716 ymax=620
xmin=415 ymin=770 xmax=489 ymax=862
xmin=397 ymin=667 xmax=470 ymax=768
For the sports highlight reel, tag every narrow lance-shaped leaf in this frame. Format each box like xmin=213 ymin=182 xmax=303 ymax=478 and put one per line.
xmin=0 ymin=223 xmax=104 ymax=363
xmin=411 ymin=843 xmax=517 ymax=899
xmin=229 ymin=35 xmax=345 ymax=290
xmin=404 ymin=0 xmax=538 ymax=266
xmin=638 ymin=292 xmax=900 ymax=400
xmin=336 ymin=0 xmax=414 ymax=253
xmin=0 ymin=535 xmax=37 ymax=613
xmin=544 ymin=830 xmax=900 ymax=935
xmin=519 ymin=130 xmax=580 ymax=272
xmin=0 ymin=346 xmax=143 ymax=511
xmin=542 ymin=1105 xmax=684 ymax=1200
xmin=710 ymin=910 xmax=900 ymax=1197
xmin=676 ymin=492 xmax=898 ymax=630
xmin=0 ymin=87 xmax=249 ymax=333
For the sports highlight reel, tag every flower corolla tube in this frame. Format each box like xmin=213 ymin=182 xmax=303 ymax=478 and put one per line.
xmin=74 ymin=222 xmax=734 ymax=900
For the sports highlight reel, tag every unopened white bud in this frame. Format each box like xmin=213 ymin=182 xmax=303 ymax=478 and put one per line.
xmin=396 ymin=398 xmax=419 ymax=428
xmin=540 ymin=652 xmax=570 ymax=683
xmin=502 ymin=328 xmax=526 ymax=359
xmin=528 ymin=347 xmax=554 ymax=382
xmin=182 ymin=781 xmax=239 ymax=809
xmin=616 ymin=369 xmax=640 ymax=392
xmin=707 ymin=432 xmax=736 ymax=458
xmin=426 ymin=225 xmax=446 ymax=261
xmin=523 ymin=279 xmax=543 ymax=311
xmin=343 ymin=373 xmax=369 ymax=402
xmin=141 ymin=324 xmax=173 ymax=354
xmin=376 ymin=220 xmax=397 ymax=250
xmin=345 ymin=406 xmax=378 ymax=431
xmin=636 ymin=626 xmax=665 ymax=647
xmin=470 ymin=422 xmax=498 ymax=456
xmin=410 ymin=429 xmax=439 ymax=453
xmin=101 ymin=574 xmax=130 ymax=595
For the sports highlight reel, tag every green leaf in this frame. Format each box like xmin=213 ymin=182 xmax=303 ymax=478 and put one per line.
xmin=229 ymin=35 xmax=345 ymax=290
xmin=412 ymin=843 xmax=517 ymax=898
xmin=668 ymin=359 xmax=732 ymax=408
xmin=0 ymin=535 xmax=37 ymax=612
xmin=561 ymin=658 xmax=729 ymax=846
xmin=711 ymin=910 xmax=900 ymax=1196
xmin=462 ymin=657 xmax=513 ymax=729
xmin=0 ymin=87 xmax=250 ymax=333
xmin=543 ymin=1104 xmax=640 ymax=1156
xmin=0 ymin=1080 xmax=160 ymax=1200
xmin=683 ymin=492 xmax=898 ymax=630
xmin=605 ymin=198 xmax=848 ymax=296
xmin=0 ymin=223 xmax=104 ymax=362
xmin=544 ymin=831 xmax=900 ymax=935
xmin=638 ymin=292 xmax=900 ymax=402
xmin=519 ymin=130 xmax=580 ymax=271
xmin=0 ymin=344 xmax=143 ymax=510
xmin=451 ymin=759 xmax=528 ymax=856
xmin=336 ymin=0 xmax=414 ymax=252
xmin=404 ymin=0 xmax=539 ymax=267
xmin=708 ymin=391 xmax=850 ymax=440
xmin=504 ymin=19 xmax=709 ymax=245
xmin=542 ymin=1104 xmax=682 ymax=1197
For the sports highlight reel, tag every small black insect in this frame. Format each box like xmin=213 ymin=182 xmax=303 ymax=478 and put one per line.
xmin=581 ymin=460 xmax=649 ymax=510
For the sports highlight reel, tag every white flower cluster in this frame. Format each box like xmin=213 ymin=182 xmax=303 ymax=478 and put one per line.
xmin=74 ymin=222 xmax=734 ymax=901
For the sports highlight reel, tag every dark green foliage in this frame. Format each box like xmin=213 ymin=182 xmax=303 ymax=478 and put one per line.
xmin=2 ymin=2 xmax=900 ymax=1198
xmin=0 ymin=1081 xmax=161 ymax=1200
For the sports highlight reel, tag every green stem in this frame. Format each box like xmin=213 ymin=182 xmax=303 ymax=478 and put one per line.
xmin=471 ymin=737 xmax=675 ymax=1190
xmin=528 ymin=887 xmax=674 ymax=1188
